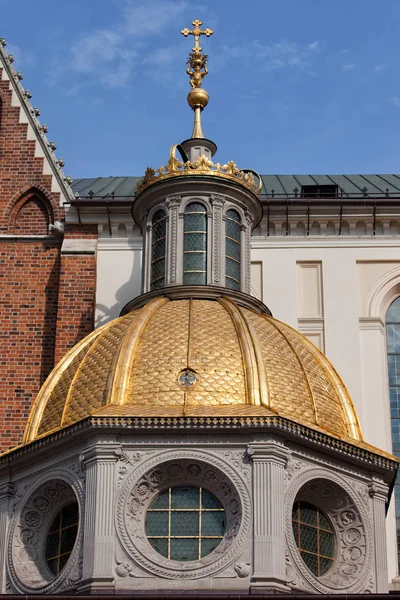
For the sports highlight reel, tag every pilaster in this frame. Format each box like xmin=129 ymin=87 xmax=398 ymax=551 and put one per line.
xmin=79 ymin=444 xmax=119 ymax=594
xmin=166 ymin=195 xmax=181 ymax=286
xmin=0 ymin=483 xmax=15 ymax=593
xmin=211 ymin=194 xmax=225 ymax=286
xmin=247 ymin=439 xmax=291 ymax=594
xmin=369 ymin=480 xmax=389 ymax=592
xmin=244 ymin=210 xmax=252 ymax=294
xmin=143 ymin=220 xmax=152 ymax=293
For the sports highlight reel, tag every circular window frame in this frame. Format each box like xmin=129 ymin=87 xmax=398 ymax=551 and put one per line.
xmin=116 ymin=450 xmax=251 ymax=579
xmin=285 ymin=470 xmax=371 ymax=594
xmin=8 ymin=473 xmax=83 ymax=594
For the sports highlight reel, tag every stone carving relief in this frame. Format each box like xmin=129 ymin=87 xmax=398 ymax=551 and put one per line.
xmin=234 ymin=562 xmax=250 ymax=578
xmin=115 ymin=449 xmax=251 ymax=580
xmin=285 ymin=458 xmax=305 ymax=486
xmin=8 ymin=471 xmax=83 ymax=594
xmin=114 ymin=448 xmax=155 ymax=487
xmin=285 ymin=469 xmax=372 ymax=594
xmin=285 ymin=550 xmax=313 ymax=592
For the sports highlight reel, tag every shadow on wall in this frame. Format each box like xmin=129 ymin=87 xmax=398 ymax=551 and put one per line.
xmin=95 ymin=249 xmax=142 ymax=328
xmin=41 ymin=248 xmax=61 ymax=385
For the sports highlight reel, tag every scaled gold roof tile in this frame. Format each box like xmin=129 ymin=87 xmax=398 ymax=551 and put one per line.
xmin=23 ymin=296 xmax=363 ymax=447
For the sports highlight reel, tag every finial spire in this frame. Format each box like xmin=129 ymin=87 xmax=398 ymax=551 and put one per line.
xmin=181 ymin=19 xmax=213 ymax=139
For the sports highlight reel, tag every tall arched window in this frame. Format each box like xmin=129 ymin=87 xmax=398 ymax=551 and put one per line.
xmin=183 ymin=202 xmax=207 ymax=285
xmin=225 ymin=209 xmax=241 ymax=290
xmin=386 ymin=296 xmax=400 ymax=568
xmin=150 ymin=209 xmax=167 ymax=290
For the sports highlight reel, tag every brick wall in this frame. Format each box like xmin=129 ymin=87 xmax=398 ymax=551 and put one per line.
xmin=54 ymin=224 xmax=97 ymax=363
xmin=0 ymin=241 xmax=61 ymax=449
xmin=13 ymin=195 xmax=50 ymax=235
xmin=0 ymin=69 xmax=97 ymax=451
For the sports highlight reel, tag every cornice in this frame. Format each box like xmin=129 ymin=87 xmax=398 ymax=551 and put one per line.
xmin=97 ymin=239 xmax=143 ymax=251
xmin=1 ymin=415 xmax=397 ymax=475
xmin=251 ymin=237 xmax=400 ymax=249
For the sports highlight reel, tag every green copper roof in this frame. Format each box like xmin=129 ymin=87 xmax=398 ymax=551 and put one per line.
xmin=71 ymin=174 xmax=400 ymax=200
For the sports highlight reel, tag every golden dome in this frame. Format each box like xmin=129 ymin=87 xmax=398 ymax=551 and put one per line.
xmin=24 ymin=296 xmax=363 ymax=445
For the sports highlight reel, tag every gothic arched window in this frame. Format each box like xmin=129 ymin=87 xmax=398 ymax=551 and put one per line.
xmin=386 ymin=296 xmax=400 ymax=568
xmin=150 ymin=209 xmax=167 ymax=290
xmin=225 ymin=209 xmax=241 ymax=290
xmin=183 ymin=202 xmax=207 ymax=285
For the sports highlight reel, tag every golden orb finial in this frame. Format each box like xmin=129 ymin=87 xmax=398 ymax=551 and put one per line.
xmin=181 ymin=19 xmax=213 ymax=138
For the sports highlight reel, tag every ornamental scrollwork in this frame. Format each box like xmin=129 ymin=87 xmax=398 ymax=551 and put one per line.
xmin=8 ymin=471 xmax=83 ymax=594
xmin=285 ymin=469 xmax=373 ymax=594
xmin=115 ymin=449 xmax=251 ymax=580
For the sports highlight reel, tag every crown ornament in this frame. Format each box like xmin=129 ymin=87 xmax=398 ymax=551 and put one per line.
xmin=136 ymin=145 xmax=262 ymax=196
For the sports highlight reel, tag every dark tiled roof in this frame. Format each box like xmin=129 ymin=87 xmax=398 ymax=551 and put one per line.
xmin=72 ymin=176 xmax=142 ymax=198
xmin=71 ymin=174 xmax=400 ymax=200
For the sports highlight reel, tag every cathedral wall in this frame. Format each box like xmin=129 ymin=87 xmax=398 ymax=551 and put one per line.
xmin=0 ymin=71 xmax=62 ymax=233
xmin=54 ymin=224 xmax=97 ymax=363
xmin=0 ymin=240 xmax=61 ymax=449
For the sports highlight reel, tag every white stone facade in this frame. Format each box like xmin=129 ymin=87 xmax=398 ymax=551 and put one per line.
xmin=0 ymin=421 xmax=394 ymax=595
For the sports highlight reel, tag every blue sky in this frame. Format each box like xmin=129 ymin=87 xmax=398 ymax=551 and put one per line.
xmin=1 ymin=0 xmax=400 ymax=177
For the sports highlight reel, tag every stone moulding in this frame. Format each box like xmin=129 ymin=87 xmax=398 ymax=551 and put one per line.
xmin=285 ymin=468 xmax=372 ymax=594
xmin=115 ymin=449 xmax=251 ymax=579
xmin=1 ymin=415 xmax=397 ymax=474
xmin=7 ymin=470 xmax=84 ymax=594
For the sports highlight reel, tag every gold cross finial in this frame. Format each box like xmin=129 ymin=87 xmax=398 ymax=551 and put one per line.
xmin=181 ymin=19 xmax=213 ymax=54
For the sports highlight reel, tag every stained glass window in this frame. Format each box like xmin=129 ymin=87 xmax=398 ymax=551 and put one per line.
xmin=46 ymin=502 xmax=79 ymax=576
xmin=151 ymin=209 xmax=167 ymax=290
xmin=183 ymin=203 xmax=207 ymax=285
xmin=292 ymin=501 xmax=335 ymax=577
xmin=225 ymin=209 xmax=241 ymax=290
xmin=145 ymin=486 xmax=226 ymax=561
xmin=386 ymin=296 xmax=400 ymax=570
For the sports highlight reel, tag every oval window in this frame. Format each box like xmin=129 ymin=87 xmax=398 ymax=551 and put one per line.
xmin=45 ymin=502 xmax=79 ymax=576
xmin=292 ymin=500 xmax=335 ymax=576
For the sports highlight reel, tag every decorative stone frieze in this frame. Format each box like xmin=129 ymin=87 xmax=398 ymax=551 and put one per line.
xmin=116 ymin=449 xmax=251 ymax=580
xmin=7 ymin=471 xmax=83 ymax=594
xmin=285 ymin=469 xmax=373 ymax=594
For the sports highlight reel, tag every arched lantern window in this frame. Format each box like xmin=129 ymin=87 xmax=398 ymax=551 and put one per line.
xmin=386 ymin=296 xmax=400 ymax=569
xmin=225 ymin=209 xmax=241 ymax=290
xmin=183 ymin=202 xmax=207 ymax=285
xmin=150 ymin=209 xmax=167 ymax=291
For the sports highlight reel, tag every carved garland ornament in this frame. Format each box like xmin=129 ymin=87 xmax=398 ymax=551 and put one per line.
xmin=285 ymin=469 xmax=372 ymax=594
xmin=8 ymin=471 xmax=83 ymax=594
xmin=115 ymin=449 xmax=251 ymax=579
